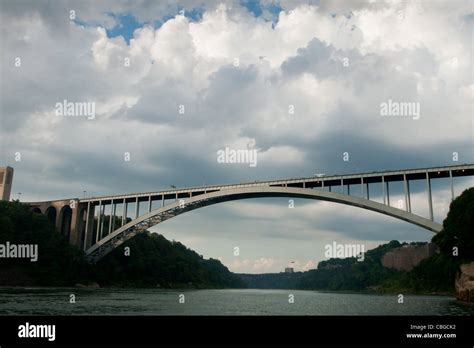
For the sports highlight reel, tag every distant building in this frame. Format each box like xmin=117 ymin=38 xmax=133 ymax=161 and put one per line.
xmin=0 ymin=167 xmax=14 ymax=201
xmin=284 ymin=267 xmax=294 ymax=273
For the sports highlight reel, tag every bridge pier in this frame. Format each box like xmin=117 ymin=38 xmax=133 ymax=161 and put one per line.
xmin=449 ymin=170 xmax=454 ymax=200
xmin=112 ymin=201 xmax=117 ymax=231
xmin=134 ymin=197 xmax=139 ymax=219
xmin=382 ymin=176 xmax=386 ymax=204
xmin=407 ymin=179 xmax=411 ymax=212
xmin=403 ymin=174 xmax=409 ymax=212
xmin=386 ymin=181 xmax=390 ymax=206
xmin=108 ymin=200 xmax=114 ymax=235
xmin=83 ymin=202 xmax=95 ymax=250
xmin=122 ymin=199 xmax=127 ymax=226
xmin=96 ymin=201 xmax=102 ymax=243
xmin=426 ymin=172 xmax=433 ymax=221
xmin=101 ymin=204 xmax=106 ymax=240
xmin=55 ymin=201 xmax=78 ymax=245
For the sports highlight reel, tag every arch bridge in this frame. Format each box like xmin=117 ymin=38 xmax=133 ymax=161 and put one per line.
xmin=25 ymin=164 xmax=474 ymax=262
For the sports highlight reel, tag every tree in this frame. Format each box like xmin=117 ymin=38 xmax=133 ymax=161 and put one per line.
xmin=432 ymin=187 xmax=474 ymax=262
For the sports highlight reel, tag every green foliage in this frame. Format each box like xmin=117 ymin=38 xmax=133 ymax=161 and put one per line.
xmin=432 ymin=187 xmax=474 ymax=262
xmin=297 ymin=241 xmax=402 ymax=291
xmin=390 ymin=187 xmax=474 ymax=293
xmin=95 ymin=231 xmax=245 ymax=288
xmin=0 ymin=200 xmax=91 ymax=286
xmin=238 ymin=241 xmax=403 ymax=291
xmin=0 ymin=201 xmax=244 ymax=289
xmin=386 ymin=253 xmax=458 ymax=293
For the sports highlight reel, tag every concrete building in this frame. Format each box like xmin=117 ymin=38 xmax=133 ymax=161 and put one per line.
xmin=0 ymin=167 xmax=14 ymax=201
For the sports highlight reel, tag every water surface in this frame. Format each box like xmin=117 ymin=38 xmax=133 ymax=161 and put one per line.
xmin=0 ymin=288 xmax=472 ymax=315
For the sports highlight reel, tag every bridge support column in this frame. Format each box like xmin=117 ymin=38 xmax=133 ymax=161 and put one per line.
xmin=407 ymin=179 xmax=411 ymax=213
xmin=361 ymin=177 xmax=364 ymax=198
xmin=148 ymin=196 xmax=152 ymax=212
xmin=386 ymin=181 xmax=390 ymax=206
xmin=100 ymin=204 xmax=105 ymax=240
xmin=68 ymin=201 xmax=82 ymax=247
xmin=403 ymin=174 xmax=409 ymax=212
xmin=426 ymin=172 xmax=433 ymax=221
xmin=108 ymin=200 xmax=114 ymax=235
xmin=96 ymin=200 xmax=102 ymax=243
xmin=347 ymin=185 xmax=350 ymax=195
xmin=111 ymin=201 xmax=116 ymax=232
xmin=84 ymin=201 xmax=90 ymax=250
xmin=340 ymin=179 xmax=343 ymax=193
xmin=55 ymin=207 xmax=62 ymax=231
xmin=122 ymin=199 xmax=127 ymax=226
xmin=322 ymin=181 xmax=324 ymax=191
xmin=84 ymin=202 xmax=95 ymax=250
xmin=162 ymin=195 xmax=164 ymax=207
xmin=449 ymin=170 xmax=454 ymax=200
xmin=382 ymin=176 xmax=386 ymax=204
xmin=366 ymin=183 xmax=370 ymax=199
xmin=135 ymin=197 xmax=139 ymax=219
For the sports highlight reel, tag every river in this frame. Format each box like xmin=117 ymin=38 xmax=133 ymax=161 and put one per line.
xmin=0 ymin=288 xmax=473 ymax=315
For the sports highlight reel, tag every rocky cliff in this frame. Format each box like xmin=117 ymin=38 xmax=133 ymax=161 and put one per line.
xmin=455 ymin=262 xmax=474 ymax=302
xmin=381 ymin=243 xmax=437 ymax=271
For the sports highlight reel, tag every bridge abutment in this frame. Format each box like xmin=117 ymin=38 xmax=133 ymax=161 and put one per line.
xmin=28 ymin=199 xmax=83 ymax=248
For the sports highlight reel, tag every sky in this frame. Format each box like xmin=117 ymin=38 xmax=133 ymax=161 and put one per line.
xmin=0 ymin=0 xmax=473 ymax=273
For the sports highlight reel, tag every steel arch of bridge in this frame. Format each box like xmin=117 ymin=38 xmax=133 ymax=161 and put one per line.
xmin=85 ymin=186 xmax=442 ymax=262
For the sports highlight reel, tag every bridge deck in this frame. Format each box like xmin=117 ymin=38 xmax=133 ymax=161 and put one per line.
xmin=23 ymin=163 xmax=474 ymax=256
xmin=77 ymin=163 xmax=474 ymax=204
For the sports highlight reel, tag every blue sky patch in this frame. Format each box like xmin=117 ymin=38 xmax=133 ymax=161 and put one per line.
xmin=105 ymin=7 xmax=205 ymax=44
xmin=240 ymin=0 xmax=282 ymax=24
xmin=74 ymin=3 xmax=280 ymax=44
xmin=106 ymin=13 xmax=143 ymax=44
